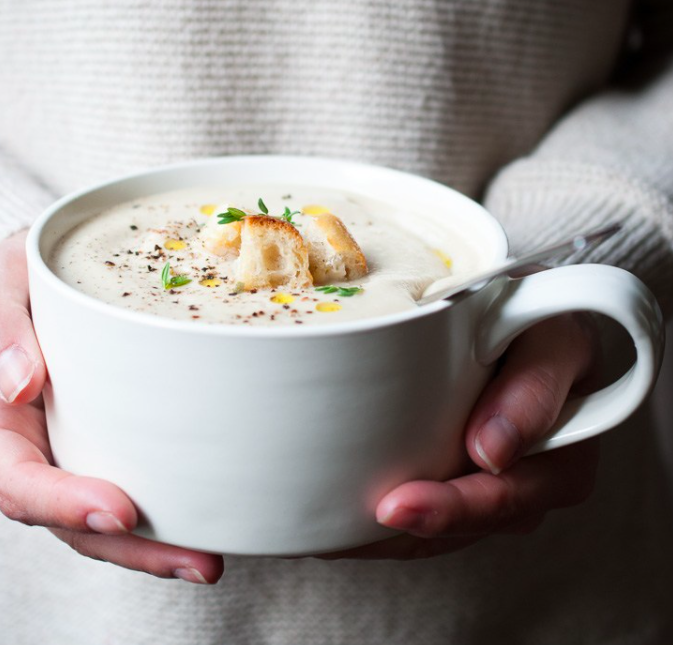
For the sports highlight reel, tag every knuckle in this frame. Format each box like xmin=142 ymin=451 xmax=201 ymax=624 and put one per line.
xmin=477 ymin=477 xmax=512 ymax=521
xmin=0 ymin=493 xmax=33 ymax=525
xmin=65 ymin=532 xmax=87 ymax=555
xmin=491 ymin=483 xmax=520 ymax=527
xmin=59 ymin=531 xmax=105 ymax=563
xmin=471 ymin=475 xmax=520 ymax=531
xmin=518 ymin=367 xmax=564 ymax=429
xmin=2 ymin=302 xmax=32 ymax=329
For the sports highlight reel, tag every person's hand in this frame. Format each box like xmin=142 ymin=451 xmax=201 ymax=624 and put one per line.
xmin=0 ymin=231 xmax=224 ymax=584
xmin=323 ymin=310 xmax=601 ymax=560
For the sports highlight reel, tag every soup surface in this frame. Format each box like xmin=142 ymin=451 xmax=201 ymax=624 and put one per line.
xmin=49 ymin=186 xmax=484 ymax=325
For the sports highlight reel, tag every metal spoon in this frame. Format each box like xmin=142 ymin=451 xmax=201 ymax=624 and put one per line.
xmin=417 ymin=223 xmax=622 ymax=306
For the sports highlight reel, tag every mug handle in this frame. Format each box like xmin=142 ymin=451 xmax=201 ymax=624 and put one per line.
xmin=475 ymin=264 xmax=665 ymax=453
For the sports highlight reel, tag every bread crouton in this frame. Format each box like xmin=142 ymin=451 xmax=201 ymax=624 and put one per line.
xmin=235 ymin=216 xmax=313 ymax=290
xmin=303 ymin=213 xmax=368 ymax=284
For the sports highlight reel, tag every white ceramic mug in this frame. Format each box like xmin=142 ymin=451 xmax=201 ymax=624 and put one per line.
xmin=26 ymin=156 xmax=664 ymax=555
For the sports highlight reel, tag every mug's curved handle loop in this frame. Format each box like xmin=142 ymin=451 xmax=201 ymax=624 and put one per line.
xmin=475 ymin=264 xmax=664 ymax=454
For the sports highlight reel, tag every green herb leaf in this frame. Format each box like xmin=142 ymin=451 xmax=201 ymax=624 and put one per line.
xmin=161 ymin=262 xmax=192 ymax=290
xmin=336 ymin=286 xmax=363 ymax=297
xmin=216 ymin=200 xmax=301 ymax=227
xmin=217 ymin=207 xmax=248 ymax=225
xmin=170 ymin=275 xmax=192 ymax=288
xmin=281 ymin=206 xmax=301 ymax=227
xmin=316 ymin=285 xmax=364 ymax=297
xmin=161 ymin=262 xmax=170 ymax=288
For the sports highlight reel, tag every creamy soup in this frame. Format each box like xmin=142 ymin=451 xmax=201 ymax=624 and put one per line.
xmin=49 ymin=186 xmax=484 ymax=326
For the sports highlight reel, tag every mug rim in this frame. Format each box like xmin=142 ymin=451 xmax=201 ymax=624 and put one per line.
xmin=26 ymin=154 xmax=509 ymax=339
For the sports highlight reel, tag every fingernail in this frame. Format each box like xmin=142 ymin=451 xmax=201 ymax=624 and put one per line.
xmin=475 ymin=415 xmax=522 ymax=475
xmin=85 ymin=511 xmax=129 ymax=535
xmin=0 ymin=345 xmax=35 ymax=404
xmin=377 ymin=506 xmax=426 ymax=531
xmin=174 ymin=567 xmax=209 ymax=584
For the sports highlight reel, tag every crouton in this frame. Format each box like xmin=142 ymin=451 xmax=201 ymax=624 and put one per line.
xmin=303 ymin=213 xmax=368 ymax=284
xmin=235 ymin=216 xmax=312 ymax=290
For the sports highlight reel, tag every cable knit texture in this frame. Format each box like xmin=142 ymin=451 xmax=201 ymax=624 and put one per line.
xmin=1 ymin=1 xmax=673 ymax=644
xmin=0 ymin=148 xmax=55 ymax=239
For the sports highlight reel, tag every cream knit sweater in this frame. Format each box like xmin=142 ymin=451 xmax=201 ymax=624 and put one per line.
xmin=1 ymin=1 xmax=673 ymax=644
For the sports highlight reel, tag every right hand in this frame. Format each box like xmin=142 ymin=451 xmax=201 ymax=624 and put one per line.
xmin=0 ymin=231 xmax=224 ymax=584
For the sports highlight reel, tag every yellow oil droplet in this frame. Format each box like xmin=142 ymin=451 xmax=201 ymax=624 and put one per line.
xmin=164 ymin=239 xmax=187 ymax=251
xmin=271 ymin=293 xmax=295 ymax=304
xmin=433 ymin=249 xmax=453 ymax=269
xmin=302 ymin=204 xmax=331 ymax=216
xmin=316 ymin=302 xmax=342 ymax=313
xmin=200 ymin=204 xmax=216 ymax=216
xmin=199 ymin=278 xmax=222 ymax=287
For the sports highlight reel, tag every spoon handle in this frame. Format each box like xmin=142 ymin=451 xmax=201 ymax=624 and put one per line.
xmin=417 ymin=223 xmax=622 ymax=306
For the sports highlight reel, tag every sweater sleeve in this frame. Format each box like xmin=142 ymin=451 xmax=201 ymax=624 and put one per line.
xmin=484 ymin=2 xmax=673 ymax=315
xmin=0 ymin=146 xmax=56 ymax=240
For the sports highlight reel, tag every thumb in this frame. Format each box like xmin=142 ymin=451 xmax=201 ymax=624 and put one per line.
xmin=0 ymin=230 xmax=46 ymax=404
xmin=465 ymin=313 xmax=598 ymax=474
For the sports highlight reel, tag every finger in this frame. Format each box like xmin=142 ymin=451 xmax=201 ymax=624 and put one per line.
xmin=465 ymin=313 xmax=598 ymax=474
xmin=0 ymin=428 xmax=137 ymax=534
xmin=0 ymin=402 xmax=52 ymax=458
xmin=0 ymin=231 xmax=46 ymax=405
xmin=51 ymin=529 xmax=225 ymax=584
xmin=377 ymin=438 xmax=599 ymax=538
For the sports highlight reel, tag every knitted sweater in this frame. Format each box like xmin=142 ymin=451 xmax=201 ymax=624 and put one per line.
xmin=1 ymin=1 xmax=673 ymax=643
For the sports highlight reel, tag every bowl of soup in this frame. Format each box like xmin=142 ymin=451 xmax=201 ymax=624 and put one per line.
xmin=26 ymin=156 xmax=663 ymax=555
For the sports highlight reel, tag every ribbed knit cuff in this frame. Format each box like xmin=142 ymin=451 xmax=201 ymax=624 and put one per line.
xmin=484 ymin=158 xmax=673 ymax=316
xmin=0 ymin=148 xmax=56 ymax=240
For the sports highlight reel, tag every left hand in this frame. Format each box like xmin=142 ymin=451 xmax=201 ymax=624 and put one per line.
xmin=0 ymin=232 xmax=224 ymax=584
xmin=322 ymin=312 xmax=601 ymax=560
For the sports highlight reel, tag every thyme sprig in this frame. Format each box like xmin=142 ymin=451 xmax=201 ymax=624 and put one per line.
xmin=315 ymin=285 xmax=364 ymax=297
xmin=217 ymin=198 xmax=301 ymax=227
xmin=217 ymin=207 xmax=248 ymax=225
xmin=161 ymin=262 xmax=192 ymax=290
xmin=280 ymin=205 xmax=301 ymax=226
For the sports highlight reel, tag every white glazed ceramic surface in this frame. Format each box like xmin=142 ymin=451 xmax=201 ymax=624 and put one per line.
xmin=26 ymin=156 xmax=665 ymax=555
